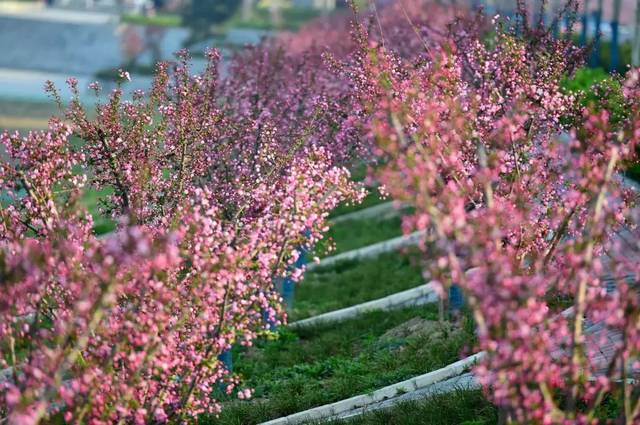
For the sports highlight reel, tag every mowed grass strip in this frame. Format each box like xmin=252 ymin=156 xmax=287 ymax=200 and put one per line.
xmin=204 ymin=305 xmax=475 ymax=425
xmin=81 ymin=186 xmax=116 ymax=236
xmin=314 ymin=215 xmax=404 ymax=258
xmin=328 ymin=190 xmax=389 ymax=219
xmin=291 ymin=250 xmax=425 ymax=321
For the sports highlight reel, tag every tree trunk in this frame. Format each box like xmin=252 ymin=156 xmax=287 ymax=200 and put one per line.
xmin=551 ymin=0 xmax=561 ymax=37
xmin=633 ymin=0 xmax=640 ymax=66
xmin=611 ymin=0 xmax=622 ymax=71
xmin=580 ymin=0 xmax=590 ymax=45
xmin=589 ymin=0 xmax=603 ymax=67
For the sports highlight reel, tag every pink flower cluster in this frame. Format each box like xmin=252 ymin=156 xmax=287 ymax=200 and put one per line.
xmin=0 ymin=48 xmax=361 ymax=423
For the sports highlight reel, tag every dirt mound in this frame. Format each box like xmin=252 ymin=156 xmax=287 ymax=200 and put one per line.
xmin=381 ymin=317 xmax=459 ymax=342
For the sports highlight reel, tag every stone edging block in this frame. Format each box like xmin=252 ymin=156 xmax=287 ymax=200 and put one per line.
xmin=290 ymin=283 xmax=437 ymax=328
xmin=307 ymin=230 xmax=427 ymax=272
xmin=259 ymin=352 xmax=485 ymax=425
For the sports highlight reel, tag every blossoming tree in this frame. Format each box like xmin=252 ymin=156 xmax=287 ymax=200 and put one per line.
xmin=0 ymin=49 xmax=361 ymax=423
xmin=342 ymin=2 xmax=640 ymax=423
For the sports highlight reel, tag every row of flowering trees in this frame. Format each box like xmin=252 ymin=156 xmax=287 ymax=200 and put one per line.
xmin=2 ymin=0 xmax=640 ymax=423
xmin=339 ymin=1 xmax=640 ymax=423
xmin=0 ymin=43 xmax=363 ymax=422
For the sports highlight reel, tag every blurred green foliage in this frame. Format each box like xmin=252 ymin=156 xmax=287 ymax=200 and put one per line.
xmin=561 ymin=67 xmax=627 ymax=125
xmin=561 ymin=67 xmax=640 ymax=181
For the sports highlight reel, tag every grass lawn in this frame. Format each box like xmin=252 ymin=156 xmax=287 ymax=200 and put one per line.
xmin=561 ymin=67 xmax=640 ymax=183
xmin=119 ymin=7 xmax=322 ymax=32
xmin=291 ymin=250 xmax=425 ymax=321
xmin=204 ymin=304 xmax=475 ymax=425
xmin=120 ymin=12 xmax=182 ymax=27
xmin=328 ymin=189 xmax=389 ymax=219
xmin=315 ymin=214 xmax=403 ymax=258
xmin=333 ymin=390 xmax=498 ymax=425
xmin=81 ymin=187 xmax=116 ymax=236
xmin=226 ymin=7 xmax=321 ymax=31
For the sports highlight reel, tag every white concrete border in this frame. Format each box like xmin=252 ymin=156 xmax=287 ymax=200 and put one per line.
xmin=259 ymin=352 xmax=485 ymax=425
xmin=290 ymin=283 xmax=437 ymax=328
xmin=306 ymin=230 xmax=426 ymax=272
xmin=335 ymin=372 xmax=480 ymax=420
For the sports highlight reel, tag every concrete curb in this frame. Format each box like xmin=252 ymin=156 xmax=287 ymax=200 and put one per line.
xmin=306 ymin=230 xmax=426 ymax=272
xmin=259 ymin=352 xmax=485 ymax=425
xmin=290 ymin=283 xmax=437 ymax=328
xmin=335 ymin=372 xmax=480 ymax=420
xmin=292 ymin=267 xmax=482 ymax=328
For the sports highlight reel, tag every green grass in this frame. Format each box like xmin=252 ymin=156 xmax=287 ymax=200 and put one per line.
xmin=590 ymin=38 xmax=632 ymax=74
xmin=204 ymin=305 xmax=475 ymax=425
xmin=291 ymin=250 xmax=424 ymax=321
xmin=0 ymin=178 xmax=114 ymax=236
xmin=561 ymin=66 xmax=640 ymax=183
xmin=332 ymin=390 xmax=498 ymax=425
xmin=328 ymin=384 xmax=634 ymax=425
xmin=315 ymin=215 xmax=403 ymax=258
xmin=154 ymin=6 xmax=337 ymax=33
xmin=561 ymin=67 xmax=627 ymax=126
xmin=120 ymin=13 xmax=182 ymax=27
xmin=226 ymin=7 xmax=321 ymax=31
xmin=81 ymin=186 xmax=116 ymax=236
xmin=328 ymin=189 xmax=389 ymax=219
xmin=570 ymin=35 xmax=631 ymax=74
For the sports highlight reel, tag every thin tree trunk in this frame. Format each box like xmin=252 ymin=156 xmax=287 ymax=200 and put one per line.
xmin=633 ymin=0 xmax=640 ymax=66
xmin=611 ymin=0 xmax=622 ymax=71
xmin=590 ymin=0 xmax=603 ymax=67
xmin=551 ymin=0 xmax=561 ymax=37
xmin=581 ymin=0 xmax=590 ymax=45
xmin=534 ymin=0 xmax=545 ymax=29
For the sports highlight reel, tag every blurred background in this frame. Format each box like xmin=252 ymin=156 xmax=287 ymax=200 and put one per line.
xmin=0 ymin=0 xmax=348 ymax=131
xmin=1 ymin=0 xmax=639 ymax=133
